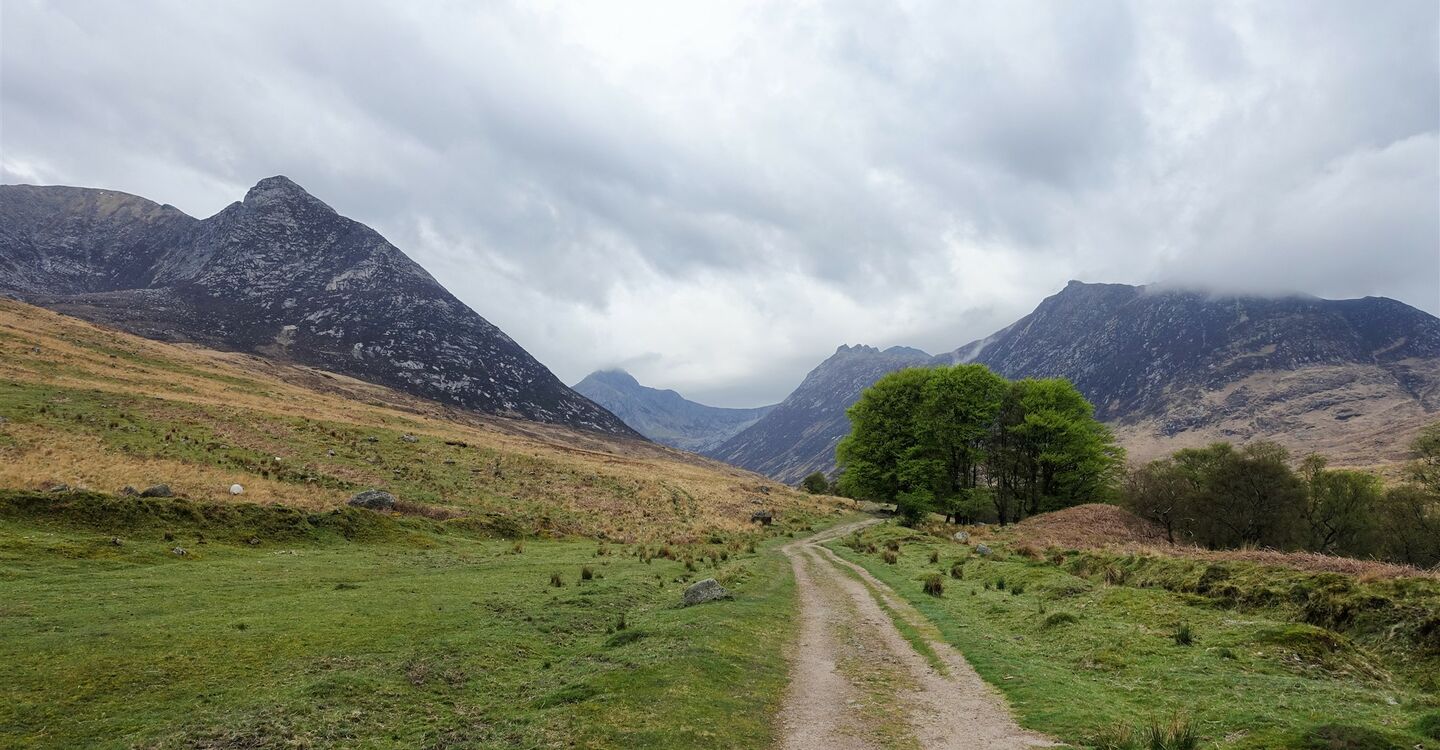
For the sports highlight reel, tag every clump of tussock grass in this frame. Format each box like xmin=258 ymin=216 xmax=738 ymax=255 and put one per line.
xmin=1173 ymin=622 xmax=1194 ymax=646
xmin=882 ymin=550 xmax=899 ymax=565
xmin=929 ymin=549 xmax=940 ymax=564
xmin=1089 ymin=716 xmax=1198 ymax=750
xmin=1043 ymin=612 xmax=1078 ymax=628
xmin=922 ymin=573 xmax=944 ymax=597
xmin=549 ymin=572 xmax=564 ymax=588
xmin=1010 ymin=582 xmax=1026 ymax=596
xmin=580 ymin=565 xmax=593 ymax=582
xmin=950 ymin=561 xmax=965 ymax=579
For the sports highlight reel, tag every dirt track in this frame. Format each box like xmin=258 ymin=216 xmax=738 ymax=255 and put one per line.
xmin=777 ymin=520 xmax=1056 ymax=750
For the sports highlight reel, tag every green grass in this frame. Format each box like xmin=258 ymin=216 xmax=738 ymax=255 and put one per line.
xmin=0 ymin=494 xmax=809 ymax=749
xmin=829 ymin=523 xmax=1439 ymax=749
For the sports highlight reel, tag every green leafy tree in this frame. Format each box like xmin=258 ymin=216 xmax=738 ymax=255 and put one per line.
xmin=1178 ymin=442 xmax=1306 ymax=549
xmin=800 ymin=471 xmax=831 ymax=495
xmin=836 ymin=367 xmax=932 ymax=519
xmin=1121 ymin=457 xmax=1196 ymax=544
xmin=1300 ymin=454 xmax=1381 ymax=556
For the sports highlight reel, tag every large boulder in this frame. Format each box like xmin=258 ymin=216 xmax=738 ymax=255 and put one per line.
xmin=682 ymin=578 xmax=731 ymax=607
xmin=347 ymin=489 xmax=397 ymax=511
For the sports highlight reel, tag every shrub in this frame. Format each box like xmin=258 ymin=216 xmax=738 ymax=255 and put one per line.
xmin=1173 ymin=622 xmax=1194 ymax=646
xmin=950 ymin=561 xmax=965 ymax=579
xmin=882 ymin=550 xmax=899 ymax=565
xmin=923 ymin=573 xmax=944 ymax=597
xmin=549 ymin=572 xmax=564 ymax=588
xmin=580 ymin=565 xmax=594 ymax=582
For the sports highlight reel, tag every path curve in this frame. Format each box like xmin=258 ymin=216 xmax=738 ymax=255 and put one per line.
xmin=777 ymin=520 xmax=1056 ymax=750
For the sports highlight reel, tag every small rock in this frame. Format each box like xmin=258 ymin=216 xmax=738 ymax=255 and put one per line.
xmin=363 ymin=436 xmax=379 ymax=443
xmin=750 ymin=510 xmax=774 ymax=526
xmin=44 ymin=483 xmax=70 ymax=493
xmin=976 ymin=544 xmax=992 ymax=557
xmin=139 ymin=484 xmax=173 ymax=498
xmin=953 ymin=531 xmax=971 ymax=543
xmin=247 ymin=537 xmax=261 ymax=546
xmin=110 ymin=537 xmax=123 ymax=546
xmin=443 ymin=459 xmax=456 ymax=465
xmin=347 ymin=489 xmax=398 ymax=511
xmin=401 ymin=434 xmax=419 ymax=443
xmin=682 ymin=578 xmax=731 ymax=606
xmin=229 ymin=484 xmax=244 ymax=496
xmin=327 ymin=449 xmax=336 ymax=457
xmin=119 ymin=485 xmax=138 ymax=496
xmin=171 ymin=547 xmax=188 ymax=556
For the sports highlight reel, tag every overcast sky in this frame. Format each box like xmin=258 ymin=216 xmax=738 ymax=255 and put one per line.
xmin=3 ymin=1 xmax=1437 ymax=406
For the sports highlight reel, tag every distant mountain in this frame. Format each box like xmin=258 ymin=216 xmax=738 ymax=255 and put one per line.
xmin=0 ymin=177 xmax=637 ymax=436
xmin=720 ymin=282 xmax=1440 ymax=483
xmin=572 ymin=369 xmax=774 ymax=452
xmin=942 ymin=281 xmax=1440 ymax=465
xmin=709 ymin=345 xmax=933 ymax=483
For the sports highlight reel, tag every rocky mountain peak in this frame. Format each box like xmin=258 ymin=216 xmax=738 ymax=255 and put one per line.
xmin=240 ymin=175 xmax=335 ymax=213
xmin=0 ymin=179 xmax=637 ymax=437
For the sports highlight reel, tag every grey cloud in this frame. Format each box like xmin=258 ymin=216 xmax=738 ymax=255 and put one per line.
xmin=2 ymin=0 xmax=1436 ymax=405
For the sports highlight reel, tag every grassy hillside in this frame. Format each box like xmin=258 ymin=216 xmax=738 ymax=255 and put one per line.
xmin=830 ymin=509 xmax=1440 ymax=749
xmin=0 ymin=298 xmax=837 ymax=541
xmin=0 ymin=299 xmax=854 ymax=748
xmin=0 ymin=490 xmax=823 ymax=748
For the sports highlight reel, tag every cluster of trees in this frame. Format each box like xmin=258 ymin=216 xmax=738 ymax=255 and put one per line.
xmin=1122 ymin=426 xmax=1440 ymax=567
xmin=835 ymin=364 xmax=1123 ymax=525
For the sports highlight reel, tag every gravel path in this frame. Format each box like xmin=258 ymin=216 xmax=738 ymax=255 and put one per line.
xmin=777 ymin=520 xmax=1057 ymax=750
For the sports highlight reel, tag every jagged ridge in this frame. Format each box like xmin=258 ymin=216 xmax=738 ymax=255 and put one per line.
xmin=0 ymin=177 xmax=636 ymax=436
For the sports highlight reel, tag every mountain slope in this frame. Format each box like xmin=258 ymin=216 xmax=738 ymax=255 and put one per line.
xmin=0 ymin=297 xmax=829 ymax=538
xmin=572 ymin=369 xmax=775 ymax=452
xmin=0 ymin=177 xmax=634 ymax=436
xmin=942 ymin=281 xmax=1440 ymax=464
xmin=709 ymin=345 xmax=933 ymax=483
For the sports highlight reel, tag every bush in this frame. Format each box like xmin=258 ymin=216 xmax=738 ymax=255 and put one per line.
xmin=882 ymin=550 xmax=899 ymax=565
xmin=1173 ymin=622 xmax=1194 ymax=646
